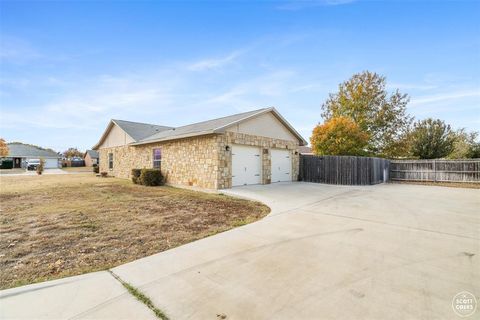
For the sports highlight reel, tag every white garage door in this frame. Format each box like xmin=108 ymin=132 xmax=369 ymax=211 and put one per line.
xmin=232 ymin=145 xmax=262 ymax=187
xmin=44 ymin=158 xmax=59 ymax=168
xmin=271 ymin=149 xmax=292 ymax=183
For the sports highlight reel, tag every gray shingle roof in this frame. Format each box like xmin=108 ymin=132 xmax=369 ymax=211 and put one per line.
xmin=137 ymin=108 xmax=271 ymax=144
xmin=6 ymin=143 xmax=60 ymax=158
xmin=94 ymin=107 xmax=307 ymax=149
xmin=299 ymin=146 xmax=313 ymax=154
xmin=85 ymin=150 xmax=99 ymax=158
xmin=112 ymin=120 xmax=173 ymax=141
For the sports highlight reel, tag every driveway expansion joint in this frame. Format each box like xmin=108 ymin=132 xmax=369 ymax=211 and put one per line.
xmin=108 ymin=270 xmax=170 ymax=320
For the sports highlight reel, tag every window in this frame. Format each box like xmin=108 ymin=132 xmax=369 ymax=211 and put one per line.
xmin=153 ymin=148 xmax=162 ymax=169
xmin=108 ymin=153 xmax=113 ymax=170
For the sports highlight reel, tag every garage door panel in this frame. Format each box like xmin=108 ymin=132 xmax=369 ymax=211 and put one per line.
xmin=232 ymin=145 xmax=262 ymax=187
xmin=44 ymin=159 xmax=59 ymax=168
xmin=271 ymin=149 xmax=292 ymax=183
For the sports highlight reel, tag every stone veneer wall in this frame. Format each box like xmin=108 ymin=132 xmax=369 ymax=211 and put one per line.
xmin=98 ymin=131 xmax=300 ymax=190
xmin=217 ymin=132 xmax=300 ymax=189
xmin=99 ymin=134 xmax=221 ymax=189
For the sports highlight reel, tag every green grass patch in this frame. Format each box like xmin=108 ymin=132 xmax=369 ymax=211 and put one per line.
xmin=108 ymin=270 xmax=169 ymax=320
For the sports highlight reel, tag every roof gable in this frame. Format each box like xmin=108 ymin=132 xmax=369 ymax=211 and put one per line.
xmin=85 ymin=150 xmax=99 ymax=158
xmin=113 ymin=120 xmax=173 ymax=141
xmin=92 ymin=120 xmax=172 ymax=149
xmin=224 ymin=111 xmax=299 ymax=142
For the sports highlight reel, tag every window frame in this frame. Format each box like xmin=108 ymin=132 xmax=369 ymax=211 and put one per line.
xmin=108 ymin=153 xmax=113 ymax=170
xmin=152 ymin=148 xmax=162 ymax=169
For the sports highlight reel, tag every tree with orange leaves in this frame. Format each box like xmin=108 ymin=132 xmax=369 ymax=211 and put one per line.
xmin=310 ymin=117 xmax=369 ymax=156
xmin=0 ymin=138 xmax=9 ymax=157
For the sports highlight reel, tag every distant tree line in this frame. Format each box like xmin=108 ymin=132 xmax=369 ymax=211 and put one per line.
xmin=310 ymin=71 xmax=480 ymax=159
xmin=62 ymin=147 xmax=84 ymax=159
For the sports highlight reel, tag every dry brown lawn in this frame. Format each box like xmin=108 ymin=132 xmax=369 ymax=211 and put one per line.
xmin=0 ymin=174 xmax=269 ymax=290
xmin=61 ymin=167 xmax=95 ymax=172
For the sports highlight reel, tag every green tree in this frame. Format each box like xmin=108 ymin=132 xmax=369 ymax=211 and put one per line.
xmin=62 ymin=147 xmax=83 ymax=159
xmin=448 ymin=129 xmax=480 ymax=159
xmin=468 ymin=143 xmax=480 ymax=158
xmin=321 ymin=71 xmax=412 ymax=157
xmin=310 ymin=116 xmax=370 ymax=156
xmin=410 ymin=118 xmax=455 ymax=159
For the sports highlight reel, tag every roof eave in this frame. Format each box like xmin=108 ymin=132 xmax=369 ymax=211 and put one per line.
xmin=92 ymin=121 xmax=114 ymax=150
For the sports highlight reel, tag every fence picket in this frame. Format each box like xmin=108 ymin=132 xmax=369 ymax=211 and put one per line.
xmin=299 ymin=155 xmax=389 ymax=185
xmin=390 ymin=159 xmax=480 ymax=183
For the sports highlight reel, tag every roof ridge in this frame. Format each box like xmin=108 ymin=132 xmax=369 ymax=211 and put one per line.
xmin=112 ymin=119 xmax=172 ymax=128
xmin=166 ymin=107 xmax=270 ymax=130
xmin=113 ymin=108 xmax=270 ymax=131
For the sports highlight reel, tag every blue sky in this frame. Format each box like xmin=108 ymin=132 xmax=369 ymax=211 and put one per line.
xmin=1 ymin=0 xmax=479 ymax=152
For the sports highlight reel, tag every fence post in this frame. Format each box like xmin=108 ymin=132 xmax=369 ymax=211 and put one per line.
xmin=433 ymin=159 xmax=436 ymax=182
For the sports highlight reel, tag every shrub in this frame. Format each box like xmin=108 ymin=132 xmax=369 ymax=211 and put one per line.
xmin=139 ymin=169 xmax=163 ymax=186
xmin=93 ymin=166 xmax=99 ymax=173
xmin=131 ymin=169 xmax=142 ymax=184
xmin=0 ymin=159 xmax=13 ymax=169
xmin=100 ymin=171 xmax=108 ymax=177
xmin=36 ymin=159 xmax=45 ymax=175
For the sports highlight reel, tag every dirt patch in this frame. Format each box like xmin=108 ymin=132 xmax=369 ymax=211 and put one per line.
xmin=0 ymin=174 xmax=269 ymax=289
xmin=390 ymin=180 xmax=480 ymax=189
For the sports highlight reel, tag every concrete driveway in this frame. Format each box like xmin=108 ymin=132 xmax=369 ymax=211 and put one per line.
xmin=1 ymin=182 xmax=479 ymax=319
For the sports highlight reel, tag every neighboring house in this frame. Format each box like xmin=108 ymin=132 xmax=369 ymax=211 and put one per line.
xmin=84 ymin=150 xmax=99 ymax=166
xmin=1 ymin=143 xmax=61 ymax=169
xmin=299 ymin=146 xmax=313 ymax=155
xmin=93 ymin=107 xmax=307 ymax=189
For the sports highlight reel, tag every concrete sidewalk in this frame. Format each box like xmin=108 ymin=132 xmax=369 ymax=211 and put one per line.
xmin=0 ymin=271 xmax=155 ymax=319
xmin=1 ymin=182 xmax=479 ymax=319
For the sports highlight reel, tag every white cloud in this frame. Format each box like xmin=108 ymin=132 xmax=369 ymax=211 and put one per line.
xmin=187 ymin=50 xmax=244 ymax=71
xmin=202 ymin=70 xmax=296 ymax=108
xmin=1 ymin=73 xmax=176 ymax=131
xmin=410 ymin=89 xmax=480 ymax=106
xmin=0 ymin=35 xmax=41 ymax=62
xmin=387 ymin=82 xmax=437 ymax=91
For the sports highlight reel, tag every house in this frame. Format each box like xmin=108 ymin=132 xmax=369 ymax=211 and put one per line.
xmin=92 ymin=107 xmax=307 ymax=189
xmin=299 ymin=146 xmax=313 ymax=155
xmin=84 ymin=150 xmax=99 ymax=166
xmin=1 ymin=143 xmax=61 ymax=169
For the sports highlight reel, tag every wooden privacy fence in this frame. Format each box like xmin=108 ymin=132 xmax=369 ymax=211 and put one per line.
xmin=299 ymin=155 xmax=390 ymax=185
xmin=390 ymin=159 xmax=480 ymax=183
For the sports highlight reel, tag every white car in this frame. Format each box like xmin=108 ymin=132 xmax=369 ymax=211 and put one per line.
xmin=27 ymin=159 xmax=41 ymax=171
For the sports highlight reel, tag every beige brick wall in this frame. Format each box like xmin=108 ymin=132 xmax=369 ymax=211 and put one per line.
xmin=99 ymin=134 xmax=220 ymax=189
xmin=99 ymin=132 xmax=299 ymax=190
